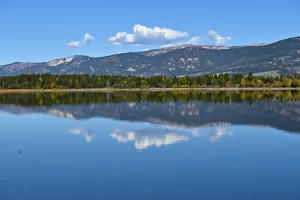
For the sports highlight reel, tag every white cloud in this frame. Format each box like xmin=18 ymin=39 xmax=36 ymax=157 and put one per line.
xmin=68 ymin=33 xmax=95 ymax=48
xmin=109 ymin=24 xmax=188 ymax=46
xmin=206 ymin=30 xmax=232 ymax=45
xmin=83 ymin=33 xmax=94 ymax=41
xmin=187 ymin=36 xmax=201 ymax=45
xmin=160 ymin=36 xmax=201 ymax=48
xmin=160 ymin=43 xmax=178 ymax=48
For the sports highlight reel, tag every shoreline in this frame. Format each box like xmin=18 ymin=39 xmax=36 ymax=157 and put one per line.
xmin=0 ymin=87 xmax=299 ymax=93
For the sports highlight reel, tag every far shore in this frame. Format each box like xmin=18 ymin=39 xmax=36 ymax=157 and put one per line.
xmin=0 ymin=87 xmax=299 ymax=93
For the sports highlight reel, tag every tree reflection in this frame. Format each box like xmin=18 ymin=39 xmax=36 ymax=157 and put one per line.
xmin=0 ymin=90 xmax=299 ymax=106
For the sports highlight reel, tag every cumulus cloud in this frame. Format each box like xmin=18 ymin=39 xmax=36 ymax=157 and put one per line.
xmin=68 ymin=33 xmax=95 ymax=48
xmin=206 ymin=30 xmax=232 ymax=45
xmin=109 ymin=24 xmax=188 ymax=46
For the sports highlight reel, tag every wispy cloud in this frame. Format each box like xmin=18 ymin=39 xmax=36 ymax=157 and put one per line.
xmin=68 ymin=33 xmax=95 ymax=48
xmin=109 ymin=24 xmax=188 ymax=46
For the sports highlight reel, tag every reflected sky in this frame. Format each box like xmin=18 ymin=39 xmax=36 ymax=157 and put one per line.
xmin=0 ymin=92 xmax=300 ymax=199
xmin=1 ymin=112 xmax=300 ymax=199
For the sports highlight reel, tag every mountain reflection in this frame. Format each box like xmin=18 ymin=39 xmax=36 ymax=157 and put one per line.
xmin=0 ymin=91 xmax=299 ymax=134
xmin=50 ymin=109 xmax=75 ymax=119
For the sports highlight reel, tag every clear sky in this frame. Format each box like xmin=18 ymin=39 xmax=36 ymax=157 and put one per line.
xmin=0 ymin=0 xmax=299 ymax=65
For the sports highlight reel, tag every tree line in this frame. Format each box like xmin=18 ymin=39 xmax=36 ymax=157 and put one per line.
xmin=0 ymin=73 xmax=299 ymax=89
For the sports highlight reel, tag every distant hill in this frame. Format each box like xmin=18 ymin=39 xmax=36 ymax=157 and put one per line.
xmin=1 ymin=36 xmax=300 ymax=76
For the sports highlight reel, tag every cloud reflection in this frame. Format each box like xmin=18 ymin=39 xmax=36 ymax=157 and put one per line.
xmin=208 ymin=127 xmax=232 ymax=142
xmin=68 ymin=122 xmax=232 ymax=148
xmin=111 ymin=127 xmax=188 ymax=150
xmin=69 ymin=128 xmax=96 ymax=143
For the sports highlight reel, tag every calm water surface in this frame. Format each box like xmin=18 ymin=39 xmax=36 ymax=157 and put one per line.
xmin=0 ymin=91 xmax=300 ymax=200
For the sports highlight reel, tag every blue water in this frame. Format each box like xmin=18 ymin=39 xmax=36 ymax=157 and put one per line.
xmin=1 ymin=113 xmax=300 ymax=200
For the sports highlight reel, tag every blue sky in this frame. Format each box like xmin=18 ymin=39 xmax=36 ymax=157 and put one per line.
xmin=0 ymin=0 xmax=299 ymax=65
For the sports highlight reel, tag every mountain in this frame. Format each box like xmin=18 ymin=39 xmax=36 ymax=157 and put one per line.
xmin=1 ymin=36 xmax=300 ymax=76
xmin=0 ymin=55 xmax=92 ymax=76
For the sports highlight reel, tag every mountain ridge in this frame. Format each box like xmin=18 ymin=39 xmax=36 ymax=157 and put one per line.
xmin=1 ymin=36 xmax=300 ymax=76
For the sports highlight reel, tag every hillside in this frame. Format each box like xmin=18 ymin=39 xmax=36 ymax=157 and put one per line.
xmin=1 ymin=36 xmax=300 ymax=76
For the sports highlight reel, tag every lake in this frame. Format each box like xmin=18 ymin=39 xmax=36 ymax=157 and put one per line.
xmin=0 ymin=90 xmax=300 ymax=200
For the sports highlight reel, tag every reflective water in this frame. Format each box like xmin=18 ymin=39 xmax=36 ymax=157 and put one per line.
xmin=0 ymin=91 xmax=300 ymax=200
